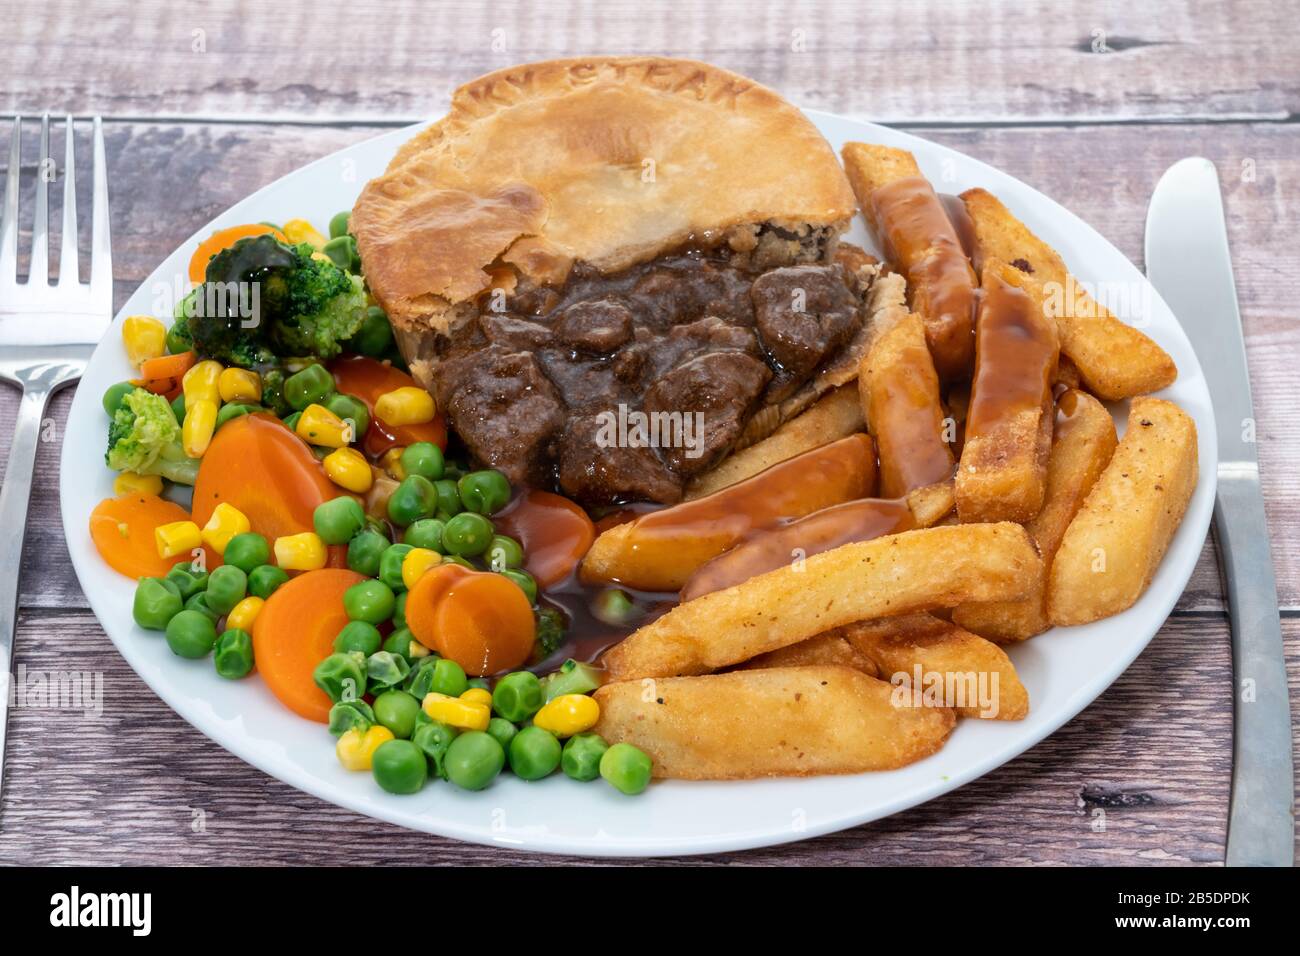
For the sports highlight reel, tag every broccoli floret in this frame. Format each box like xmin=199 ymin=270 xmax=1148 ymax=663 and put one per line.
xmin=105 ymin=387 xmax=200 ymax=485
xmin=184 ymin=235 xmax=366 ymax=366
xmin=533 ymin=607 xmax=567 ymax=660
xmin=267 ymin=247 xmax=367 ymax=358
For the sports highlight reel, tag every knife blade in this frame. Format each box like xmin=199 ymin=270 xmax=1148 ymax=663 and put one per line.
xmin=1145 ymin=157 xmax=1294 ymax=867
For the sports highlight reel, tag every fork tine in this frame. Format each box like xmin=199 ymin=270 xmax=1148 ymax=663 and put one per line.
xmin=58 ymin=115 xmax=78 ymax=286
xmin=29 ymin=114 xmax=49 ymax=284
xmin=0 ymin=116 xmax=19 ymax=287
xmin=88 ymin=115 xmax=111 ymax=306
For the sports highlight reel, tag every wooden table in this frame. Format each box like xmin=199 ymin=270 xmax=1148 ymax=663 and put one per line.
xmin=1 ymin=0 xmax=1296 ymax=865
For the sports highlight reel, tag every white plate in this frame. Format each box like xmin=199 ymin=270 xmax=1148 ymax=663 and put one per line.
xmin=60 ymin=111 xmax=1216 ymax=857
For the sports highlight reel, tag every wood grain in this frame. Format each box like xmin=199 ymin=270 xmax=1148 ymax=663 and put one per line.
xmin=1 ymin=611 xmax=1293 ymax=865
xmin=3 ymin=0 xmax=1298 ymax=124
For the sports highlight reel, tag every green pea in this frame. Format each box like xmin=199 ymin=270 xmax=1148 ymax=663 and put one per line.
xmin=441 ymin=554 xmax=476 ymax=570
xmin=432 ymin=479 xmax=462 ymax=518
xmin=485 ymin=534 xmax=524 ymax=571
xmin=346 ymin=528 xmax=388 ymax=577
xmin=500 ymin=568 xmax=537 ymax=604
xmin=443 ymin=731 xmax=505 ymax=791
xmin=457 ymin=470 xmax=512 ymax=515
xmin=509 ymin=726 xmax=561 ymax=781
xmin=366 ymin=650 xmax=410 ymax=690
xmin=102 ymin=381 xmax=134 ymax=417
xmin=600 ymin=742 xmax=653 ymax=795
xmin=392 ymin=590 xmax=408 ymax=630
xmin=170 ymin=393 xmax=187 ymax=425
xmin=403 ymin=656 xmax=437 ymax=698
xmin=344 ymin=579 xmax=395 ymax=624
xmin=283 ymin=363 xmax=335 ymax=411
xmin=313 ymin=651 xmax=367 ymax=703
xmin=351 ymin=305 xmax=394 ymax=357
xmin=281 ymin=411 xmax=301 ymax=432
xmin=213 ymin=628 xmax=254 ymax=679
xmin=383 ymin=626 xmax=417 ymax=661
xmin=399 ymin=442 xmax=444 ymax=481
xmin=562 ymin=732 xmax=609 ymax=782
xmin=133 ymin=577 xmax=182 ymax=630
xmin=412 ymin=720 xmax=458 ymax=779
xmin=247 ymin=564 xmax=289 ymax=599
xmin=387 ymin=475 xmax=437 ymax=527
xmin=539 ymin=659 xmax=604 ymax=701
xmin=329 ymin=210 xmax=351 ymax=239
xmin=205 ymin=564 xmax=247 ymax=616
xmin=222 ymin=532 xmax=269 ymax=574
xmin=492 ymin=671 xmax=544 ymax=723
xmin=441 ymin=512 xmax=494 ymax=557
xmin=428 ymin=658 xmax=468 ymax=698
xmin=314 ymin=496 xmax=366 ymax=545
xmin=333 ymin=620 xmax=382 ymax=655
xmin=165 ymin=609 xmax=218 ymax=659
xmin=467 ymin=677 xmax=490 ymax=691
xmin=163 ymin=562 xmax=207 ymax=600
xmin=373 ymin=689 xmax=421 ymax=740
xmin=378 ymin=543 xmax=414 ymax=590
xmin=322 ymin=234 xmax=358 ymax=272
xmin=183 ymin=590 xmax=221 ymax=622
xmin=372 ymin=739 xmax=428 ymax=794
xmin=487 ymin=717 xmax=518 ymax=752
xmin=403 ymin=517 xmax=446 ymax=552
xmin=215 ymin=402 xmax=260 ymax=430
xmin=324 ymin=392 xmax=369 ymax=440
xmin=328 ymin=699 xmax=375 ymax=737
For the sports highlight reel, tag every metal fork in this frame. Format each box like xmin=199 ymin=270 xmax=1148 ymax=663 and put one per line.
xmin=0 ymin=115 xmax=112 ymax=799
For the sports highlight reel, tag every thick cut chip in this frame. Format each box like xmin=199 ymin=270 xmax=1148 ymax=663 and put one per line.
xmin=838 ymin=614 xmax=1029 ymax=720
xmin=956 ymin=259 xmax=1059 ymax=524
xmin=1048 ymin=398 xmax=1197 ymax=625
xmin=593 ymin=665 xmax=955 ymax=779
xmin=602 ymin=522 xmax=1041 ymax=680
xmin=960 ymin=188 xmax=1176 ymax=400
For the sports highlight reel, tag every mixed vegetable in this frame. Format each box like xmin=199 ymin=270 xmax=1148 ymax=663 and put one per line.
xmin=90 ymin=213 xmax=651 ymax=797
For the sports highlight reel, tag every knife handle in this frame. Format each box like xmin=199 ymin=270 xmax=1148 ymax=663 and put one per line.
xmin=1216 ymin=465 xmax=1295 ymax=866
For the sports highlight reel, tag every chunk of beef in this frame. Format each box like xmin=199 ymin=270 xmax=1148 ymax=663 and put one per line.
xmin=642 ymin=350 xmax=771 ymax=477
xmin=555 ymin=299 xmax=634 ymax=354
xmin=478 ymin=312 xmax=551 ymax=349
xmin=751 ymin=264 xmax=861 ymax=401
xmin=435 ymin=346 xmax=565 ymax=487
xmin=556 ymin=412 xmax=683 ymax=506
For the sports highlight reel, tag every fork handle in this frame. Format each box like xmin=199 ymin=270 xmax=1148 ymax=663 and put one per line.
xmin=0 ymin=382 xmax=52 ymax=798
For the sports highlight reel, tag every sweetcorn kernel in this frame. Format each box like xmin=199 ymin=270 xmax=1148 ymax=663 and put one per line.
xmin=323 ymin=447 xmax=373 ymax=493
xmin=401 ymin=547 xmax=442 ymax=589
xmin=122 ymin=315 xmax=167 ymax=366
xmin=155 ymin=520 xmax=202 ymax=559
xmin=273 ymin=532 xmax=327 ymax=571
xmin=201 ymin=502 xmax=250 ymax=554
xmin=218 ymin=367 xmax=262 ymax=403
xmin=421 ymin=693 xmax=490 ymax=731
xmin=225 ymin=595 xmax=265 ymax=632
xmin=113 ymin=472 xmax=163 ymax=496
xmin=374 ymin=387 xmax=435 ymax=426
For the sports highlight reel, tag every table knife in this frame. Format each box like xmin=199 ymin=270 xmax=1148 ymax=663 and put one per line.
xmin=1145 ymin=157 xmax=1294 ymax=866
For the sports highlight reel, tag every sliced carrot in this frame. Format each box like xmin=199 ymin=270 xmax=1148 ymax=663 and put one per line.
xmin=329 ymin=355 xmax=447 ymax=457
xmin=89 ymin=494 xmax=215 ymax=580
xmin=494 ymin=490 xmax=596 ymax=588
xmin=188 ymin=223 xmax=286 ymax=283
xmin=419 ymin=569 xmax=536 ymax=676
xmin=405 ymin=563 xmax=473 ymax=652
xmin=192 ymin=413 xmax=348 ymax=567
xmin=252 ymin=568 xmax=364 ymax=722
xmin=139 ymin=351 xmax=196 ymax=382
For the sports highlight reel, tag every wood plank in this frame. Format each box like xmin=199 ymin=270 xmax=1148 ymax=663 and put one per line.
xmin=1 ymin=609 xmax=1292 ymax=864
xmin=4 ymin=119 xmax=1296 ymax=609
xmin=2 ymin=0 xmax=1298 ymax=124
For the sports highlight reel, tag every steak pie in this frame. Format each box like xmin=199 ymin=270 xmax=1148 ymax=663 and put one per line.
xmin=351 ymin=56 xmax=894 ymax=505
